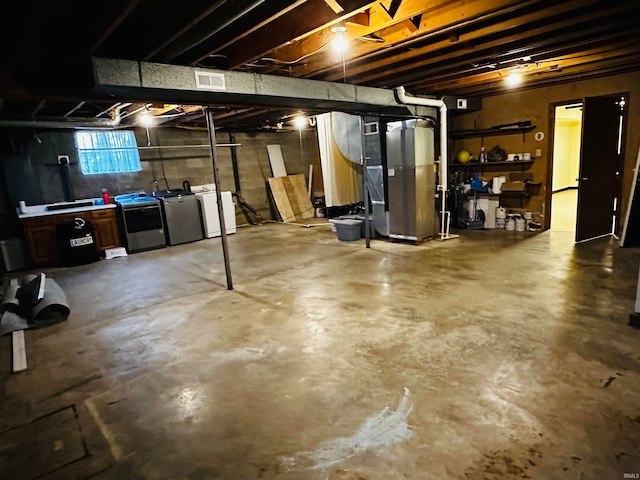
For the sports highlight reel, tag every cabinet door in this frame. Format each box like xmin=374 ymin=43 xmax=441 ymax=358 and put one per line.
xmin=91 ymin=209 xmax=121 ymax=251
xmin=22 ymin=217 xmax=57 ymax=267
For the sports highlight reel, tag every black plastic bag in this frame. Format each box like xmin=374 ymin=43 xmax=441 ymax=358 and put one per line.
xmin=487 ymin=144 xmax=507 ymax=162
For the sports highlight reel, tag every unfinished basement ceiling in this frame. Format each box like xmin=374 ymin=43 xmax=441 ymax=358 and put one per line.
xmin=1 ymin=0 xmax=640 ymax=130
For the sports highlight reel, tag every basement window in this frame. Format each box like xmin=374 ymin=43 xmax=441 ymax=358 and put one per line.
xmin=74 ymin=130 xmax=141 ymax=175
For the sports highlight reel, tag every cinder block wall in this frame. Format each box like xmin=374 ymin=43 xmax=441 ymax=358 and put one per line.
xmin=0 ymin=126 xmax=320 ymax=237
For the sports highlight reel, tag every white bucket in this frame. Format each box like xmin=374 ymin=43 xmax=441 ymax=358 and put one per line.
xmin=524 ymin=211 xmax=533 ymax=220
xmin=515 ymin=217 xmax=526 ymax=232
xmin=505 ymin=216 xmax=515 ymax=231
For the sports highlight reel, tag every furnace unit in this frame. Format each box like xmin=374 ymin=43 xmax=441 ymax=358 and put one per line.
xmin=385 ymin=119 xmax=437 ymax=241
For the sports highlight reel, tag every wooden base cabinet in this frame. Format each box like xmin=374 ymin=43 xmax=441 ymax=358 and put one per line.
xmin=22 ymin=216 xmax=57 ymax=267
xmin=91 ymin=209 xmax=120 ymax=251
xmin=22 ymin=208 xmax=121 ymax=268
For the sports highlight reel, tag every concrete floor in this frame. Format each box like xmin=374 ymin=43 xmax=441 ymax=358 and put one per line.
xmin=551 ymin=189 xmax=578 ymax=233
xmin=1 ymin=221 xmax=640 ymax=480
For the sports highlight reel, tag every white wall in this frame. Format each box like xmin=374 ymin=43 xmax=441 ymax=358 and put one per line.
xmin=552 ymin=118 xmax=581 ymax=191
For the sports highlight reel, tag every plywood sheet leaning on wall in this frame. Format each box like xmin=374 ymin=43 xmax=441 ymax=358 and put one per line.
xmin=268 ymin=174 xmax=314 ymax=222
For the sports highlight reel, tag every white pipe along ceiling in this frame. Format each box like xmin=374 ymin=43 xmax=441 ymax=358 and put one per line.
xmin=0 ymin=104 xmax=129 ymax=129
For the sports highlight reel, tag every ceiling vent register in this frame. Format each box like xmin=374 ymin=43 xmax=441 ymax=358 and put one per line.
xmin=195 ymin=71 xmax=226 ymax=91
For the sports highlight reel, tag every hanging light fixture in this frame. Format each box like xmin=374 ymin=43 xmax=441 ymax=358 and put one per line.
xmin=331 ymin=25 xmax=348 ymax=54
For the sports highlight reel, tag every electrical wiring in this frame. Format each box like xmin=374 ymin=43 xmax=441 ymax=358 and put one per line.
xmin=258 ymin=40 xmax=334 ymax=65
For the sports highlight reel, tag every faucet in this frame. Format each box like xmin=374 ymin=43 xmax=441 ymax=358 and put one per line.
xmin=153 ymin=177 xmax=170 ymax=192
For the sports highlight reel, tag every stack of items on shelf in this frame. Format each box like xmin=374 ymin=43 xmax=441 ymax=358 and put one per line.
xmin=459 ymin=198 xmax=542 ymax=232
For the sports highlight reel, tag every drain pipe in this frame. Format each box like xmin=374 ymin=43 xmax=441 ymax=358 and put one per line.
xmin=395 ymin=86 xmax=457 ymax=241
xmin=0 ymin=103 xmax=128 ymax=129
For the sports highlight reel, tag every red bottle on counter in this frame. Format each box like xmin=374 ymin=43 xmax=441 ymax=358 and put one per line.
xmin=101 ymin=189 xmax=110 ymax=205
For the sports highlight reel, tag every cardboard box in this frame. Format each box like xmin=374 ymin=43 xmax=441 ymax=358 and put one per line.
xmin=501 ymin=181 xmax=527 ymax=192
xmin=509 ymin=172 xmax=533 ymax=182
xmin=501 ymin=172 xmax=542 ymax=195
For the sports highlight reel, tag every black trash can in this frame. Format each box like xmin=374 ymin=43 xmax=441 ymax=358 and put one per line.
xmin=55 ymin=218 xmax=100 ymax=266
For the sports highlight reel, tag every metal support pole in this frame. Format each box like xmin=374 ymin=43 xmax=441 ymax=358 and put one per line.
xmin=206 ymin=108 xmax=233 ymax=290
xmin=229 ymin=131 xmax=242 ymax=193
xmin=360 ymin=116 xmax=371 ymax=248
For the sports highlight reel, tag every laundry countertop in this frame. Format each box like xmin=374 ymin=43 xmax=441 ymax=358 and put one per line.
xmin=16 ymin=199 xmax=116 ymax=219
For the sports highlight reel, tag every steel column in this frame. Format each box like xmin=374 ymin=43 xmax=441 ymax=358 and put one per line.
xmin=206 ymin=108 xmax=233 ymax=290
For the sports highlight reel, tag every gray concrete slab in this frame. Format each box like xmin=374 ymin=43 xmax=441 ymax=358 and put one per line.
xmin=1 ymin=223 xmax=640 ymax=479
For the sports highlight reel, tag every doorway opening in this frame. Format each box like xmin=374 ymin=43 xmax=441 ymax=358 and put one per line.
xmin=549 ymin=95 xmax=626 ymax=242
xmin=551 ymin=103 xmax=582 ymax=233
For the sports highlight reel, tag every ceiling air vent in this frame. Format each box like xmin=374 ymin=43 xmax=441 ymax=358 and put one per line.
xmin=195 ymin=71 xmax=226 ymax=91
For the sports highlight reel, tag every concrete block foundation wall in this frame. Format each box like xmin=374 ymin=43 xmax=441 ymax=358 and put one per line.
xmin=0 ymin=127 xmax=320 ymax=239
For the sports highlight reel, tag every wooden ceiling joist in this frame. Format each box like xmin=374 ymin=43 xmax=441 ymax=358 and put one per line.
xmin=219 ymin=0 xmax=375 ymax=69
xmin=294 ymin=0 xmax=538 ymax=79
xmin=324 ymin=0 xmax=345 ymax=13
xmin=315 ymin=0 xmax=638 ymax=86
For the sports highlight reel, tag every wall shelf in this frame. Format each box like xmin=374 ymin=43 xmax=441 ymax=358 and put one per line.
xmin=450 ymin=124 xmax=536 ymax=140
xmin=450 ymin=159 xmax=534 ymax=170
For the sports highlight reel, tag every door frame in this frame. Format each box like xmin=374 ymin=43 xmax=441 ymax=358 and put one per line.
xmin=614 ymin=93 xmax=629 ymax=237
xmin=544 ymin=98 xmax=582 ymax=231
xmin=544 ymin=93 xmax=628 ymax=237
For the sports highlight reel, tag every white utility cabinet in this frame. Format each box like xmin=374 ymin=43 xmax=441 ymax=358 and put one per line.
xmin=191 ymin=184 xmax=236 ymax=238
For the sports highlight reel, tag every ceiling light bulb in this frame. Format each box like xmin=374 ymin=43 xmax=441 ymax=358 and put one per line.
xmin=139 ymin=113 xmax=154 ymax=127
xmin=294 ymin=116 xmax=307 ymax=129
xmin=331 ymin=26 xmax=348 ymax=54
xmin=332 ymin=36 xmax=348 ymax=54
xmin=505 ymin=71 xmax=522 ymax=87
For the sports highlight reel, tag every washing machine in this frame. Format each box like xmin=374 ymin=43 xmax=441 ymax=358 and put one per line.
xmin=152 ymin=189 xmax=204 ymax=245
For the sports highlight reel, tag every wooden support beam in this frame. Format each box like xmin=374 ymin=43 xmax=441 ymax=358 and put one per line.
xmin=381 ymin=0 xmax=403 ymax=19
xmin=291 ymin=0 xmax=514 ymax=75
xmin=370 ymin=21 xmax=637 ymax=91
xmin=347 ymin=10 xmax=370 ymax=27
xmin=409 ymin=45 xmax=640 ymax=94
xmin=220 ymin=0 xmax=374 ymax=68
xmin=402 ymin=14 xmax=422 ymax=33
xmin=324 ymin=0 xmax=344 ymax=13
xmin=267 ymin=0 xmax=436 ymax=65
xmin=314 ymin=0 xmax=631 ymax=83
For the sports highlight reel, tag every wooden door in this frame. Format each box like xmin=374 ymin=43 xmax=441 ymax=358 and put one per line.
xmin=576 ymin=96 xmax=622 ymax=242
